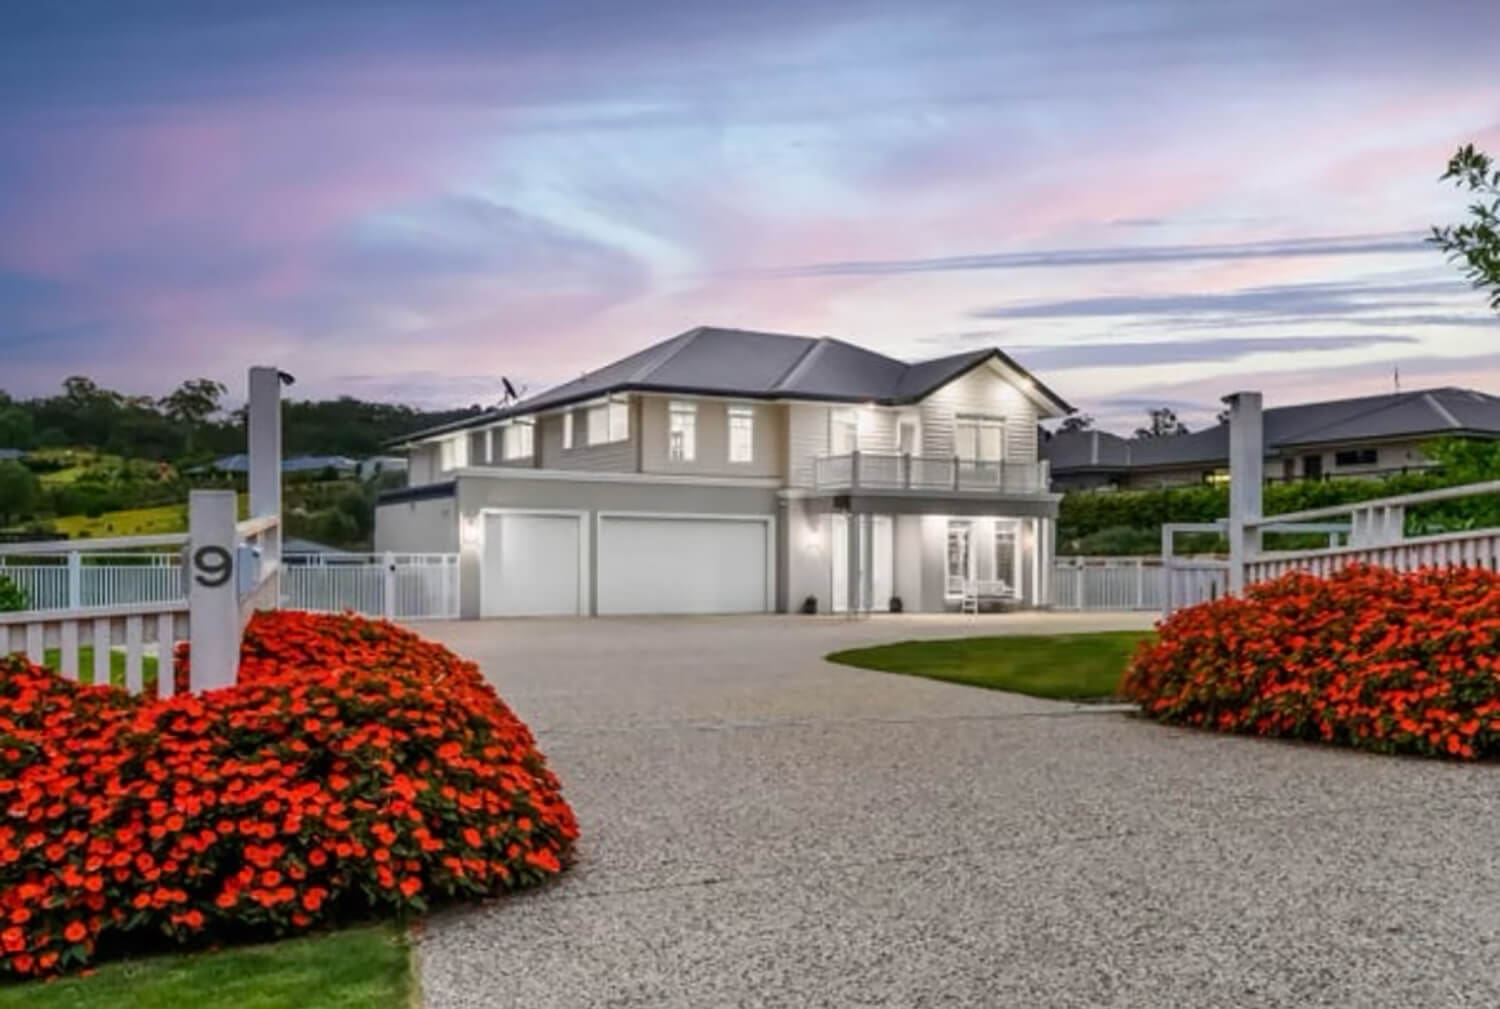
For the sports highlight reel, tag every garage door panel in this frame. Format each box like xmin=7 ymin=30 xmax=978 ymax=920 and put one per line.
xmin=599 ymin=516 xmax=768 ymax=615
xmin=483 ymin=513 xmax=582 ymax=617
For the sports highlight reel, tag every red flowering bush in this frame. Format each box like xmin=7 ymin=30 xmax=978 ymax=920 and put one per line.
xmin=0 ymin=610 xmax=577 ymax=977
xmin=1124 ymin=564 xmax=1500 ymax=759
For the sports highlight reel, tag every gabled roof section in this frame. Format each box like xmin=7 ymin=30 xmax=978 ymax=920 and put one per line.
xmin=394 ymin=326 xmax=1071 ymax=443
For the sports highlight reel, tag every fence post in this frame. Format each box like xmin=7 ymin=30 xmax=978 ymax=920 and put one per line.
xmin=248 ymin=366 xmax=283 ymax=580
xmin=188 ymin=490 xmax=240 ymax=690
xmin=1225 ymin=391 xmax=1263 ymax=594
xmin=382 ymin=552 xmax=397 ymax=620
xmin=67 ymin=550 xmax=82 ymax=609
xmin=1134 ymin=557 xmax=1145 ymax=610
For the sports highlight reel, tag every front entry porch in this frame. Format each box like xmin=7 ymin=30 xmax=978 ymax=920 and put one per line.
xmin=782 ymin=492 xmax=1058 ymax=615
xmin=829 ymin=512 xmax=1054 ymax=614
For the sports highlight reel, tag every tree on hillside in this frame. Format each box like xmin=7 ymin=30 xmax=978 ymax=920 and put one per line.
xmin=159 ymin=379 xmax=227 ymax=425
xmin=1135 ymin=407 xmax=1190 ymax=439
xmin=160 ymin=379 xmax=228 ymax=457
xmin=1430 ymin=144 xmax=1500 ymax=312
xmin=0 ymin=460 xmax=39 ymax=526
xmin=0 ymin=394 xmax=33 ymax=448
xmin=1059 ymin=414 xmax=1095 ymax=434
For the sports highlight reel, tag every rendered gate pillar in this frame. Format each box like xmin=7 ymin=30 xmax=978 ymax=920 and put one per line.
xmin=845 ymin=509 xmax=861 ymax=615
xmin=1225 ymin=391 xmax=1264 ymax=593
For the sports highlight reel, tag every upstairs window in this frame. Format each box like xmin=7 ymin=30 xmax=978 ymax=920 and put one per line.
xmin=439 ymin=433 xmax=469 ymax=472
xmin=587 ymin=397 xmax=630 ymax=445
xmin=502 ymin=421 xmax=534 ymax=459
xmin=1335 ymin=448 xmax=1378 ymax=467
xmin=830 ymin=409 xmax=859 ymax=455
xmin=562 ymin=412 xmax=574 ymax=450
xmin=955 ymin=415 xmax=1005 ymax=462
xmin=728 ymin=405 xmax=755 ymax=463
xmin=669 ymin=401 xmax=697 ymax=462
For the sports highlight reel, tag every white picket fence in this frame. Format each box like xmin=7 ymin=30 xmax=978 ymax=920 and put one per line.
xmin=1052 ymin=558 xmax=1163 ymax=610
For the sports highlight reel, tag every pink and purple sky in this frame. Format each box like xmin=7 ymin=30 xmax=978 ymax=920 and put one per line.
xmin=2 ymin=0 xmax=1498 ymax=432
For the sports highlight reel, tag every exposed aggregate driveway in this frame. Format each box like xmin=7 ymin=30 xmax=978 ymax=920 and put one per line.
xmin=414 ymin=613 xmax=1500 ymax=1009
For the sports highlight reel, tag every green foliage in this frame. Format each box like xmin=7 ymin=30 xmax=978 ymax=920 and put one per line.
xmin=0 ymin=460 xmax=40 ymax=525
xmin=1429 ymin=143 xmax=1500 ymax=312
xmin=0 ymin=575 xmax=27 ymax=613
xmin=0 ymin=924 xmax=413 ymax=1009
xmin=0 ymin=376 xmax=482 ymax=464
xmin=1059 ymin=438 xmax=1500 ymax=555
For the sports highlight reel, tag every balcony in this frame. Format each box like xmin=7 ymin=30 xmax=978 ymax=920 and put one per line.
xmin=812 ymin=452 xmax=1051 ymax=495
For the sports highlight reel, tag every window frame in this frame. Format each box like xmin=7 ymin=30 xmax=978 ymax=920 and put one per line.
xmin=562 ymin=412 xmax=574 ymax=451
xmin=830 ymin=408 xmax=859 ymax=455
xmin=955 ymin=414 xmax=1006 ymax=463
xmin=668 ymin=400 xmax=698 ymax=462
xmin=727 ymin=404 xmax=755 ymax=464
xmin=1334 ymin=447 xmax=1378 ymax=468
xmin=502 ymin=421 xmax=534 ymax=460
xmin=586 ymin=396 xmax=630 ymax=446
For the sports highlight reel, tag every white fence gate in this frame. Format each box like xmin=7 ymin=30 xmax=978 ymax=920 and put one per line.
xmin=283 ymin=553 xmax=460 ymax=620
xmin=1052 ymin=558 xmax=1163 ymax=611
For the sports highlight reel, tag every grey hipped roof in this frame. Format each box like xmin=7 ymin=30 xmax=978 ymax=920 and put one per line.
xmin=398 ymin=326 xmax=1071 ymax=442
xmin=1044 ymin=387 xmax=1500 ymax=473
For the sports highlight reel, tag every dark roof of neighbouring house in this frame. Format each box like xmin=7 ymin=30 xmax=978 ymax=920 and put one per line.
xmin=203 ymin=454 xmax=360 ymax=474
xmin=394 ymin=326 xmax=1072 ymax=443
xmin=1044 ymin=387 xmax=1500 ymax=474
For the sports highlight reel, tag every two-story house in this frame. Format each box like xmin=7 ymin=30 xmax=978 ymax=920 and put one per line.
xmin=375 ymin=327 xmax=1072 ymax=617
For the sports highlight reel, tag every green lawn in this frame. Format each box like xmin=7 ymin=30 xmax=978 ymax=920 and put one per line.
xmin=0 ymin=923 xmax=412 ymax=1009
xmin=826 ymin=631 xmax=1154 ymax=700
xmin=40 ymin=645 xmax=160 ymax=689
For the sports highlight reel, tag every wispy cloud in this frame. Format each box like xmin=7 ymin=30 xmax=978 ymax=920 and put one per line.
xmin=973 ymin=278 xmax=1462 ymax=320
xmin=1012 ymin=334 xmax=1420 ymax=370
xmin=762 ymin=232 xmax=1429 ymax=279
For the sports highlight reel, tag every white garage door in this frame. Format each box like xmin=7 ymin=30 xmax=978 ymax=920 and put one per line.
xmin=481 ymin=512 xmax=583 ymax=616
xmin=598 ymin=515 xmax=769 ymax=615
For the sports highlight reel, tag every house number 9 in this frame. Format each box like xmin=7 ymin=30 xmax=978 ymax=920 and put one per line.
xmin=192 ymin=546 xmax=233 ymax=588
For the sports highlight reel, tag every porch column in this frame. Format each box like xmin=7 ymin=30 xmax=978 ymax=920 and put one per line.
xmin=1038 ymin=516 xmax=1054 ymax=608
xmin=845 ymin=508 xmax=860 ymax=616
xmin=860 ymin=512 xmax=875 ymax=614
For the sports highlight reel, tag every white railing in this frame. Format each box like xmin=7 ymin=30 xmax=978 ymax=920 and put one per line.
xmin=283 ymin=553 xmax=460 ymax=620
xmin=813 ymin=452 xmax=1050 ymax=495
xmin=1 ymin=548 xmax=462 ymax=621
xmin=1050 ymin=556 xmax=1228 ymax=612
xmin=0 ymin=552 xmax=183 ymax=612
xmin=1241 ymin=480 xmax=1500 ymax=587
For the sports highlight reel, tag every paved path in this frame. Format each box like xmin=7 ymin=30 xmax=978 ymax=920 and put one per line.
xmin=415 ymin=614 xmax=1500 ymax=1009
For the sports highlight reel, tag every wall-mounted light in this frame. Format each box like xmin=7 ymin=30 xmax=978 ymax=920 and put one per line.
xmin=459 ymin=515 xmax=483 ymax=548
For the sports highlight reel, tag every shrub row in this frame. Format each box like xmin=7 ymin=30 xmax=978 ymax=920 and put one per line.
xmin=0 ymin=610 xmax=577 ymax=977
xmin=1123 ymin=564 xmax=1500 ymax=759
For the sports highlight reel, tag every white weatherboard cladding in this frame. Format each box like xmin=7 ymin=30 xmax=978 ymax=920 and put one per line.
xmin=597 ymin=516 xmax=769 ymax=614
xmin=787 ymin=403 xmax=829 ymax=488
xmin=481 ymin=512 xmax=583 ymax=616
xmin=919 ymin=366 xmax=1038 ymax=462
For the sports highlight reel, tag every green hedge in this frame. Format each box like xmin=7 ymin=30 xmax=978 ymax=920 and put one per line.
xmin=1057 ymin=438 xmax=1500 ymax=556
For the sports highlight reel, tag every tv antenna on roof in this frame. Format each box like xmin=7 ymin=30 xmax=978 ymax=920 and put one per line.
xmin=500 ymin=377 xmax=523 ymax=407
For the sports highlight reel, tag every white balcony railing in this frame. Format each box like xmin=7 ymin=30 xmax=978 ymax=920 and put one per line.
xmin=812 ymin=452 xmax=1051 ymax=495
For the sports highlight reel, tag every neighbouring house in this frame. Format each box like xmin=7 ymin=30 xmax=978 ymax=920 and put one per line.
xmin=356 ymin=455 xmax=408 ymax=481
xmin=1044 ymin=387 xmax=1500 ymax=491
xmin=205 ymin=454 xmax=360 ymax=476
xmin=376 ymin=326 xmax=1072 ymax=617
